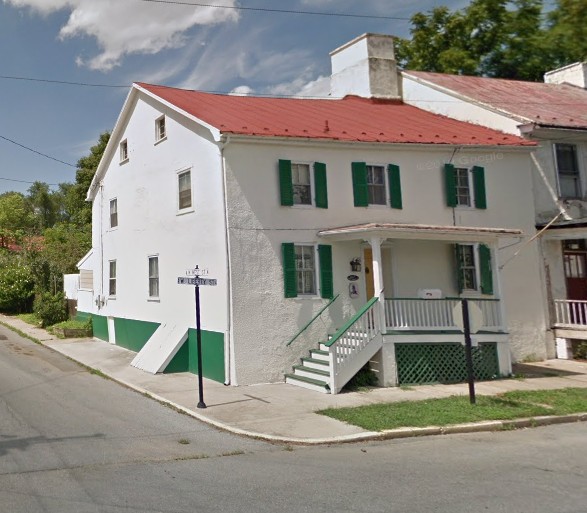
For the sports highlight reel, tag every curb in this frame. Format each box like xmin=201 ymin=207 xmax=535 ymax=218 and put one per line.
xmin=2 ymin=317 xmax=587 ymax=446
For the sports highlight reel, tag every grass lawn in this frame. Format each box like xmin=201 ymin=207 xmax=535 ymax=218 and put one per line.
xmin=17 ymin=313 xmax=42 ymax=326
xmin=318 ymin=388 xmax=587 ymax=431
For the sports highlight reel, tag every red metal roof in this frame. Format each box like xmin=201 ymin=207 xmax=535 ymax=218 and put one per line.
xmin=136 ymin=83 xmax=533 ymax=146
xmin=404 ymin=71 xmax=587 ymax=129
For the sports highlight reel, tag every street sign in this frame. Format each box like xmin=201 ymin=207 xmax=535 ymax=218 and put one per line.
xmin=186 ymin=268 xmax=209 ymax=277
xmin=177 ymin=277 xmax=217 ymax=286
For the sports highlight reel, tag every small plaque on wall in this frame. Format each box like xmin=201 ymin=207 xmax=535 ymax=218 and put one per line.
xmin=347 ymin=275 xmax=359 ymax=281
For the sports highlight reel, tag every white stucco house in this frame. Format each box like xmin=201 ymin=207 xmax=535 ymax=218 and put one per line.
xmin=402 ymin=61 xmax=587 ymax=360
xmin=74 ymin=34 xmax=550 ymax=393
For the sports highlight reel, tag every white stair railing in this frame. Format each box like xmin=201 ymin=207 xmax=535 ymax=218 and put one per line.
xmin=326 ymin=297 xmax=382 ymax=394
xmin=554 ymin=299 xmax=587 ymax=327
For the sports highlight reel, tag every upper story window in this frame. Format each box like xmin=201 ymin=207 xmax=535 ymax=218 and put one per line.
xmin=148 ymin=256 xmax=159 ymax=298
xmin=445 ymin=164 xmax=486 ymax=209
xmin=109 ymin=260 xmax=117 ymax=297
xmin=109 ymin=198 xmax=118 ymax=228
xmin=352 ymin=162 xmax=402 ymax=209
xmin=156 ymin=115 xmax=166 ymax=142
xmin=178 ymin=169 xmax=192 ymax=211
xmin=555 ymin=143 xmax=581 ymax=199
xmin=119 ymin=140 xmax=128 ymax=163
xmin=278 ymin=160 xmax=328 ymax=208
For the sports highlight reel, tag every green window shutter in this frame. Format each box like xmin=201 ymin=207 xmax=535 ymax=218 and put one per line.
xmin=387 ymin=164 xmax=403 ymax=209
xmin=479 ymin=244 xmax=493 ymax=295
xmin=314 ymin=162 xmax=328 ymax=209
xmin=472 ymin=166 xmax=487 ymax=209
xmin=455 ymin=244 xmax=464 ymax=294
xmin=279 ymin=159 xmax=293 ymax=206
xmin=282 ymin=243 xmax=297 ymax=298
xmin=352 ymin=162 xmax=368 ymax=207
xmin=318 ymin=244 xmax=333 ymax=299
xmin=444 ymin=163 xmax=457 ymax=207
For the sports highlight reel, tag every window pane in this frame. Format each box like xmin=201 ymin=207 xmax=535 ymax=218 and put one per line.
xmin=294 ymin=245 xmax=316 ymax=294
xmin=559 ymin=176 xmax=580 ymax=199
xmin=157 ymin=117 xmax=166 ymax=140
xmin=109 ymin=261 xmax=116 ymax=296
xmin=455 ymin=168 xmax=471 ymax=206
xmin=110 ymin=199 xmax=118 ymax=228
xmin=292 ymin=164 xmax=311 ymax=205
xmin=178 ymin=171 xmax=192 ymax=209
xmin=366 ymin=166 xmax=386 ymax=205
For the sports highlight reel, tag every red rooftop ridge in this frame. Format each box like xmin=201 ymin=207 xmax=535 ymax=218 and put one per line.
xmin=136 ymin=83 xmax=535 ymax=147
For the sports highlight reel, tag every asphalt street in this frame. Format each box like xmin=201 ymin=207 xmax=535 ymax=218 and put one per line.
xmin=1 ymin=324 xmax=586 ymax=513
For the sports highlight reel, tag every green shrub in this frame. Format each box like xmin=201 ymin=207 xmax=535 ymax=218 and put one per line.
xmin=0 ymin=262 xmax=35 ymax=313
xmin=574 ymin=342 xmax=587 ymax=360
xmin=34 ymin=292 xmax=68 ymax=327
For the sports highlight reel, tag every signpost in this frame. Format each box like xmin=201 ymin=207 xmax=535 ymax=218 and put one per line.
xmin=177 ymin=266 xmax=217 ymax=409
xmin=453 ymin=299 xmax=483 ymax=405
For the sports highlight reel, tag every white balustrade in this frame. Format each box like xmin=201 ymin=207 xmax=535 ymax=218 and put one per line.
xmin=553 ymin=299 xmax=587 ymax=327
xmin=384 ymin=298 xmax=503 ymax=332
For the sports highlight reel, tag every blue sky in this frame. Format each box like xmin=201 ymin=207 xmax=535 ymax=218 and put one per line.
xmin=0 ymin=0 xmax=468 ymax=195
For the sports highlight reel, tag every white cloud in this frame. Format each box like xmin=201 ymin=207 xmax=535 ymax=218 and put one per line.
xmin=4 ymin=0 xmax=239 ymax=71
xmin=229 ymin=85 xmax=254 ymax=96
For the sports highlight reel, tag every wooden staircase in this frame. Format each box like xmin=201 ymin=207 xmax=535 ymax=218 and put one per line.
xmin=285 ymin=346 xmax=331 ymax=393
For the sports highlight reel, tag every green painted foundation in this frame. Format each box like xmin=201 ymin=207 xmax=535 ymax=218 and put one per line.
xmin=164 ymin=328 xmax=225 ymax=383
xmin=113 ymin=317 xmax=160 ymax=352
xmin=91 ymin=314 xmax=109 ymax=342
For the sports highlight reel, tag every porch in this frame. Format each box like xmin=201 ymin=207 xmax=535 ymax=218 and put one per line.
xmin=553 ymin=299 xmax=587 ymax=358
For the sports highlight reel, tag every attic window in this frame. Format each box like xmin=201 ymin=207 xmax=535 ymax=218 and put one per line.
xmin=120 ymin=140 xmax=128 ymax=163
xmin=156 ymin=115 xmax=166 ymax=142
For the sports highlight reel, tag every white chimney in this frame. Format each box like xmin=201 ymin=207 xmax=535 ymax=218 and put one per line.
xmin=544 ymin=62 xmax=587 ymax=89
xmin=330 ymin=33 xmax=401 ymax=100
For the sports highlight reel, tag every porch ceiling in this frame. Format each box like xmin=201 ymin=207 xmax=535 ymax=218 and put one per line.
xmin=317 ymin=222 xmax=523 ymax=242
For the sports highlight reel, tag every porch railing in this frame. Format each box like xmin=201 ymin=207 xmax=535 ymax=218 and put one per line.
xmin=553 ymin=299 xmax=587 ymax=327
xmin=384 ymin=298 xmax=503 ymax=332
xmin=326 ymin=297 xmax=383 ymax=394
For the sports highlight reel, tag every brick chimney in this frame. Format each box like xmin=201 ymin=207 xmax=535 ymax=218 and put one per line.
xmin=544 ymin=62 xmax=587 ymax=89
xmin=330 ymin=33 xmax=401 ymax=100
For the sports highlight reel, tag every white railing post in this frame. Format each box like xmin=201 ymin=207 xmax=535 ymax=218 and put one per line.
xmin=553 ymin=299 xmax=587 ymax=328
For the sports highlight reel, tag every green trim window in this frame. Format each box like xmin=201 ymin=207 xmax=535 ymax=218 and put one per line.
xmin=445 ymin=164 xmax=487 ymax=209
xmin=279 ymin=160 xmax=328 ymax=208
xmin=109 ymin=260 xmax=117 ymax=297
xmin=353 ymin=162 xmax=402 ymax=209
xmin=282 ymin=242 xmax=333 ymax=299
xmin=148 ymin=256 xmax=159 ymax=298
xmin=555 ymin=143 xmax=581 ymax=199
xmin=455 ymin=243 xmax=493 ymax=295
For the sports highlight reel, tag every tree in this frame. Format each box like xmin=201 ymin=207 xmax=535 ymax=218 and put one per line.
xmin=396 ymin=0 xmax=580 ymax=81
xmin=0 ymin=192 xmax=35 ymax=247
xmin=26 ymin=181 xmax=59 ymax=231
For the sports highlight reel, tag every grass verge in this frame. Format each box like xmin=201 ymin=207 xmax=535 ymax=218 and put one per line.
xmin=17 ymin=313 xmax=42 ymax=326
xmin=318 ymin=388 xmax=587 ymax=431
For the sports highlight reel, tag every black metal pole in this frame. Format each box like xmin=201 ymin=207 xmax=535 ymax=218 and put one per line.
xmin=195 ymin=283 xmax=206 ymax=409
xmin=461 ymin=299 xmax=476 ymax=405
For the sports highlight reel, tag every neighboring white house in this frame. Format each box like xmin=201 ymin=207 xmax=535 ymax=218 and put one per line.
xmin=402 ymin=61 xmax=587 ymax=359
xmin=74 ymin=33 xmax=549 ymax=393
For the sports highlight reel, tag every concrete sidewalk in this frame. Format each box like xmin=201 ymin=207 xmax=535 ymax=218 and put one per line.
xmin=2 ymin=314 xmax=587 ymax=444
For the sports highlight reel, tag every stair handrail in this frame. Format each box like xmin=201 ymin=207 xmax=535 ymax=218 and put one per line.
xmin=324 ymin=296 xmax=379 ymax=348
xmin=286 ymin=293 xmax=340 ymax=347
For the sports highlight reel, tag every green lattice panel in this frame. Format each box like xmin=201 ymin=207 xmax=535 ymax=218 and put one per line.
xmin=395 ymin=342 xmax=499 ymax=385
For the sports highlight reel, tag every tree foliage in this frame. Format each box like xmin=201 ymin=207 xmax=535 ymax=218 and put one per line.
xmin=396 ymin=0 xmax=586 ymax=81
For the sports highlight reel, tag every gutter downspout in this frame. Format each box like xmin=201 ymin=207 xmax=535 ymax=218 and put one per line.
xmin=219 ymin=135 xmax=235 ymax=386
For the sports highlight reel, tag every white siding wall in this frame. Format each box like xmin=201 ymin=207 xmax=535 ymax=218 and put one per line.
xmin=224 ymin=139 xmax=549 ymax=384
xmin=88 ymin=94 xmax=229 ymax=337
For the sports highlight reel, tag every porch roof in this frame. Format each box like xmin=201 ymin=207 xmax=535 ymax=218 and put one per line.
xmin=317 ymin=222 xmax=523 ymax=242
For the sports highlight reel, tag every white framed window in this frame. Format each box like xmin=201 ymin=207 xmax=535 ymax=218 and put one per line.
xmin=109 ymin=198 xmax=118 ymax=228
xmin=292 ymin=163 xmax=312 ymax=205
xmin=119 ymin=140 xmax=128 ymax=163
xmin=295 ymin=244 xmax=317 ymax=296
xmin=366 ymin=165 xmax=386 ymax=205
xmin=156 ymin=115 xmax=166 ymax=142
xmin=148 ymin=256 xmax=159 ymax=298
xmin=555 ymin=143 xmax=581 ymax=199
xmin=457 ymin=244 xmax=478 ymax=291
xmin=454 ymin=167 xmax=472 ymax=207
xmin=177 ymin=169 xmax=192 ymax=211
xmin=109 ymin=260 xmax=117 ymax=297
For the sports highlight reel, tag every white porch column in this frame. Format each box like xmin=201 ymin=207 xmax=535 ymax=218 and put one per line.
xmin=370 ymin=237 xmax=385 ymax=301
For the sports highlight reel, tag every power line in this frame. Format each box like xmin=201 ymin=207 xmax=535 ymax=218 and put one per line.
xmin=0 ymin=135 xmax=77 ymax=168
xmin=136 ymin=0 xmax=411 ymax=20
xmin=0 ymin=177 xmax=59 ymax=186
xmin=0 ymin=75 xmax=128 ymax=88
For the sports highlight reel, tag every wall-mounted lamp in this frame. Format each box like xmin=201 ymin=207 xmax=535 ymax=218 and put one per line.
xmin=350 ymin=258 xmax=362 ymax=273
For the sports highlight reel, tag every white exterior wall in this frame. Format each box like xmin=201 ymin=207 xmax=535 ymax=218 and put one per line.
xmin=402 ymin=76 xmax=523 ymax=135
xmin=87 ymin=93 xmax=229 ymax=337
xmin=224 ymin=139 xmax=549 ymax=384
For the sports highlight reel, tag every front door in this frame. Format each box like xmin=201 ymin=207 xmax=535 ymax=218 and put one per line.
xmin=363 ymin=248 xmax=375 ymax=299
xmin=564 ymin=251 xmax=587 ymax=300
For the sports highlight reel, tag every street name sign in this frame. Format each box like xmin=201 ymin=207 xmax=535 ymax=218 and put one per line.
xmin=177 ymin=277 xmax=217 ymax=286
